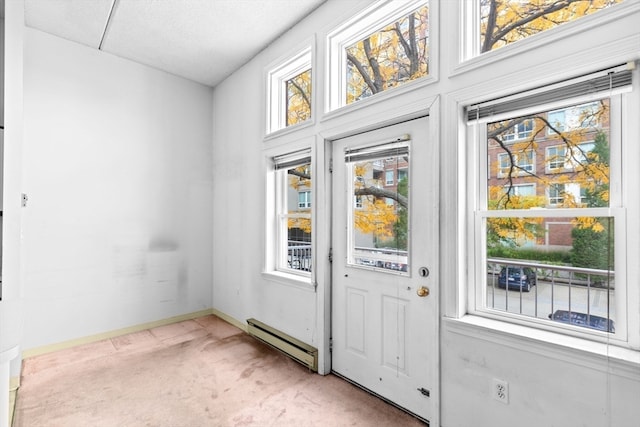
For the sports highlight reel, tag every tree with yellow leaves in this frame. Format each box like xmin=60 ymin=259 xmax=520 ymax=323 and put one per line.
xmin=487 ymin=100 xmax=612 ymax=257
xmin=481 ymin=0 xmax=624 ymax=53
xmin=286 ymin=69 xmax=312 ymax=126
xmin=346 ymin=5 xmax=428 ymax=104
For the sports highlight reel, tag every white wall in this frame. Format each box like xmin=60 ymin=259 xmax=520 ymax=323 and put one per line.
xmin=21 ymin=28 xmax=213 ymax=350
xmin=211 ymin=0 xmax=640 ymax=425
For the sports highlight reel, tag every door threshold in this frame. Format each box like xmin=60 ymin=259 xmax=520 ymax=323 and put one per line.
xmin=331 ymin=370 xmax=429 ymax=426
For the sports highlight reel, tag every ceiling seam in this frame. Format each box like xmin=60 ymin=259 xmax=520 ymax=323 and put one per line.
xmin=99 ymin=0 xmax=119 ymax=50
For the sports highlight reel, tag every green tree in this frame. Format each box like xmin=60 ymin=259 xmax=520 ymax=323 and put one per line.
xmin=391 ymin=176 xmax=409 ymax=250
xmin=570 ymin=131 xmax=613 ymax=271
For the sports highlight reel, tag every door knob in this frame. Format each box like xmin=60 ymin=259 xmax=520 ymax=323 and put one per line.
xmin=416 ymin=286 xmax=429 ymax=297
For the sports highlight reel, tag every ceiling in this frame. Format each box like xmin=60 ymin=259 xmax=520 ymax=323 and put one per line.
xmin=22 ymin=0 xmax=327 ymax=87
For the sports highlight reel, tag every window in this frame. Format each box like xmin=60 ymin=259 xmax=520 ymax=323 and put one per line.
xmin=502 ymin=119 xmax=534 ymax=141
xmin=327 ymin=0 xmax=429 ymax=110
xmin=547 ymin=142 xmax=596 ymax=172
xmin=497 ymin=150 xmax=534 ymax=177
xmin=546 ymin=145 xmax=567 ymax=171
xmin=273 ymin=150 xmax=312 ymax=275
xmin=385 ymin=170 xmax=394 ymax=185
xmin=548 ymin=183 xmax=565 ymax=205
xmin=286 ymin=69 xmax=312 ymax=127
xmin=466 ymin=66 xmax=635 ymax=344
xmin=267 ymin=47 xmax=312 ymax=133
xmin=346 ymin=142 xmax=409 ymax=273
xmin=547 ymin=102 xmax=601 ymax=134
xmin=479 ymin=0 xmax=626 ymax=54
xmin=505 ymin=183 xmax=535 ymax=197
xmin=298 ymin=190 xmax=312 ymax=208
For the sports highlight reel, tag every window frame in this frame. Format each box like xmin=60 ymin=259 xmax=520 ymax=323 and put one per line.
xmin=263 ymin=145 xmax=316 ymax=288
xmin=266 ymin=44 xmax=313 ymax=135
xmin=456 ymin=0 xmax=636 ymax=74
xmin=465 ymin=71 xmax=637 ymax=348
xmin=325 ymin=0 xmax=432 ymax=113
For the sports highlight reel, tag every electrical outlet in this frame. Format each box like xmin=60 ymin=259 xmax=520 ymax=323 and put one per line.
xmin=492 ymin=379 xmax=509 ymax=404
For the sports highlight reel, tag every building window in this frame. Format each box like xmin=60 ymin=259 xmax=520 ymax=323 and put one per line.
xmin=298 ymin=190 xmax=312 ymax=208
xmin=547 ymin=102 xmax=601 ymax=134
xmin=548 ymin=183 xmax=565 ymax=205
xmin=496 ymin=150 xmax=535 ymax=177
xmin=479 ymin=0 xmax=625 ymax=54
xmin=327 ymin=0 xmax=429 ymax=111
xmin=466 ymin=66 xmax=635 ymax=345
xmin=273 ymin=150 xmax=312 ymax=274
xmin=501 ymin=119 xmax=534 ymax=141
xmin=385 ymin=170 xmax=394 ymax=185
xmin=505 ymin=183 xmax=536 ymax=197
xmin=267 ymin=47 xmax=312 ymax=133
xmin=546 ymin=145 xmax=567 ymax=171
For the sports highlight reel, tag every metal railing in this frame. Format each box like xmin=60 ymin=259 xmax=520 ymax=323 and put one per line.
xmin=486 ymin=258 xmax=615 ymax=333
xmin=287 ymin=240 xmax=312 ymax=272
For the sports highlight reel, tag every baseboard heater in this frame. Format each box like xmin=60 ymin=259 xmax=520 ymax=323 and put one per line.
xmin=246 ymin=318 xmax=318 ymax=372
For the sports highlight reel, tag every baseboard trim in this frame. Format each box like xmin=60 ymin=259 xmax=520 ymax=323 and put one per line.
xmin=22 ymin=309 xmax=215 ymax=359
xmin=211 ymin=308 xmax=248 ymax=333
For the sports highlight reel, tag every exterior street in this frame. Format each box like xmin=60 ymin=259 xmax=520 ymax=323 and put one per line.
xmin=486 ymin=277 xmax=615 ymax=327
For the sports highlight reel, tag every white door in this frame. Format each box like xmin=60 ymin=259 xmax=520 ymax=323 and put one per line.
xmin=331 ymin=117 xmax=438 ymax=423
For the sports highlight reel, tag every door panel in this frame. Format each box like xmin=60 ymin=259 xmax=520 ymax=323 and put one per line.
xmin=331 ymin=118 xmax=438 ymax=422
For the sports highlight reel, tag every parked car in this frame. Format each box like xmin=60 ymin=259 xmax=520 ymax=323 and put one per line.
xmin=497 ymin=266 xmax=536 ymax=292
xmin=548 ymin=310 xmax=615 ymax=333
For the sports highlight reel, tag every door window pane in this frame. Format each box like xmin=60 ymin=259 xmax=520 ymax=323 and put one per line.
xmin=348 ymin=150 xmax=409 ymax=273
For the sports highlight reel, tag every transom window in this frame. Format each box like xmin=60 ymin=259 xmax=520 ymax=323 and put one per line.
xmin=286 ymin=69 xmax=312 ymax=127
xmin=327 ymin=0 xmax=429 ymax=111
xmin=479 ymin=0 xmax=626 ymax=54
xmin=267 ymin=47 xmax=312 ymax=134
xmin=466 ymin=66 xmax=635 ymax=345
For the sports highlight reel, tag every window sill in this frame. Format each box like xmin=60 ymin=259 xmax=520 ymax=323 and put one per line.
xmin=443 ymin=315 xmax=640 ymax=380
xmin=261 ymin=270 xmax=316 ymax=292
xmin=264 ymin=118 xmax=315 ymax=143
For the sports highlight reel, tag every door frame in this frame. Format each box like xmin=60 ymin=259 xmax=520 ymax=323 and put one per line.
xmin=317 ymin=99 xmax=440 ymax=425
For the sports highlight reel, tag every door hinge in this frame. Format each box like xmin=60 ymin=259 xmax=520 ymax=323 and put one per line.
xmin=417 ymin=387 xmax=430 ymax=397
xmin=329 ymin=158 xmax=333 ymax=173
xmin=328 ymin=248 xmax=333 ymax=263
xmin=329 ymin=337 xmax=333 ymax=353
